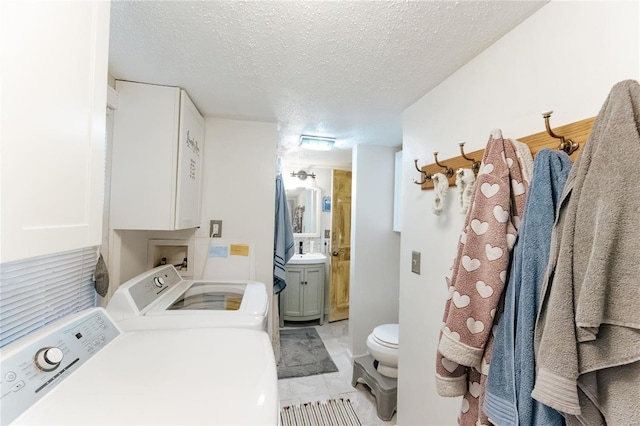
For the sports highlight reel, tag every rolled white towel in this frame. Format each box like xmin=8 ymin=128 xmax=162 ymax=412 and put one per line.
xmin=432 ymin=173 xmax=449 ymax=215
xmin=456 ymin=168 xmax=476 ymax=214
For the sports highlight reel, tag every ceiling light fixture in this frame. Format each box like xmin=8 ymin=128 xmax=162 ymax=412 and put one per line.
xmin=299 ymin=135 xmax=335 ymax=151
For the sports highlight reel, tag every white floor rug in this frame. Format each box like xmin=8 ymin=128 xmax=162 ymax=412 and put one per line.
xmin=280 ymin=398 xmax=362 ymax=426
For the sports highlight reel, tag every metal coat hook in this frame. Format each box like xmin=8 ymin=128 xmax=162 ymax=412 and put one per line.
xmin=433 ymin=152 xmax=454 ymax=178
xmin=542 ymin=111 xmax=579 ymax=155
xmin=459 ymin=142 xmax=481 ymax=175
xmin=413 ymin=159 xmax=432 ymax=185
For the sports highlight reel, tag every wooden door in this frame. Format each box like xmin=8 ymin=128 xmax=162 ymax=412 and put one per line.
xmin=329 ymin=169 xmax=352 ymax=322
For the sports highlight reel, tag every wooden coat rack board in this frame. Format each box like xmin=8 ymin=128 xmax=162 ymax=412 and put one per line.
xmin=419 ymin=116 xmax=596 ymax=190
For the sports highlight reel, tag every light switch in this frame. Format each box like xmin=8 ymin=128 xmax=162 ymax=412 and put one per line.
xmin=411 ymin=251 xmax=421 ymax=275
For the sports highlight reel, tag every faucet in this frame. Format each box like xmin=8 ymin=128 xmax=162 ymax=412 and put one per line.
xmin=299 ymin=241 xmax=304 ymax=254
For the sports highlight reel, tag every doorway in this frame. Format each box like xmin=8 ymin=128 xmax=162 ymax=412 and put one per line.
xmin=279 ymin=155 xmax=352 ymax=325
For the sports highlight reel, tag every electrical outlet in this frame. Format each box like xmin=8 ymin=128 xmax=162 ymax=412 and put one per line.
xmin=324 ymin=229 xmax=330 ymax=238
xmin=411 ymin=251 xmax=421 ymax=275
xmin=210 ymin=220 xmax=223 ymax=238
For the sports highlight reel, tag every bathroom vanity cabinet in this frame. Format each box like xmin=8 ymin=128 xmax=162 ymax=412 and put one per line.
xmin=279 ymin=264 xmax=325 ymax=327
xmin=110 ymin=81 xmax=204 ymax=230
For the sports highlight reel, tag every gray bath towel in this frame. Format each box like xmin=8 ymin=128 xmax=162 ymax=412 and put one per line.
xmin=533 ymin=80 xmax=640 ymax=423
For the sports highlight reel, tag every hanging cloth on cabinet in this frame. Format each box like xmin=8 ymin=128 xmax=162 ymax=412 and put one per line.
xmin=93 ymin=253 xmax=110 ymax=298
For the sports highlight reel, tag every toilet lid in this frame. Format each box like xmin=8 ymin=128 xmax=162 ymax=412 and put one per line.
xmin=372 ymin=324 xmax=398 ymax=348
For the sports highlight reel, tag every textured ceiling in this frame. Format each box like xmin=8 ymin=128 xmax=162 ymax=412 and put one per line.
xmin=109 ymin=0 xmax=546 ymax=165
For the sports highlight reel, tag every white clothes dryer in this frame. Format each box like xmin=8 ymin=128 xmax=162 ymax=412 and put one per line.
xmin=0 ymin=308 xmax=278 ymax=425
xmin=107 ymin=265 xmax=269 ymax=331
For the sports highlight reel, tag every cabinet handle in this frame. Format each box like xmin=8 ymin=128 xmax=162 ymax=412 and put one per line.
xmin=332 ymin=251 xmax=339 ymax=256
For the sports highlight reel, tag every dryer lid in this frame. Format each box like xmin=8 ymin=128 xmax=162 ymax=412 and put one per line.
xmin=372 ymin=324 xmax=399 ymax=347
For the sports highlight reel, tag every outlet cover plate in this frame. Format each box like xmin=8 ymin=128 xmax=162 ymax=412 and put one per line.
xmin=411 ymin=251 xmax=421 ymax=274
xmin=210 ymin=220 xmax=223 ymax=238
xmin=324 ymin=229 xmax=330 ymax=238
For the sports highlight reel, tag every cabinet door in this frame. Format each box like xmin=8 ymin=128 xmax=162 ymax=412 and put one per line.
xmin=175 ymin=91 xmax=204 ymax=229
xmin=282 ymin=268 xmax=303 ymax=317
xmin=301 ymin=266 xmax=324 ymax=317
xmin=110 ymin=82 xmax=180 ymax=230
xmin=1 ymin=1 xmax=110 ymax=262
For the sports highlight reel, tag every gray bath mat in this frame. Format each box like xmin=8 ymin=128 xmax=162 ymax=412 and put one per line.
xmin=278 ymin=327 xmax=338 ymax=379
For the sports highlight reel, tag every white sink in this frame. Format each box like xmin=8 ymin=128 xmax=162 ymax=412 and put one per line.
xmin=287 ymin=253 xmax=328 ymax=265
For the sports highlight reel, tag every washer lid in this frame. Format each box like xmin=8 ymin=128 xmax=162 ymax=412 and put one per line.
xmin=372 ymin=324 xmax=399 ymax=347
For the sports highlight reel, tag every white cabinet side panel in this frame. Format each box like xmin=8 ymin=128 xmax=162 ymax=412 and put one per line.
xmin=175 ymin=91 xmax=204 ymax=229
xmin=0 ymin=1 xmax=110 ymax=262
xmin=110 ymin=81 xmax=180 ymax=230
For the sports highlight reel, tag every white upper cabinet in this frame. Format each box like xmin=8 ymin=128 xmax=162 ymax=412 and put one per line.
xmin=0 ymin=1 xmax=110 ymax=263
xmin=110 ymin=81 xmax=204 ymax=230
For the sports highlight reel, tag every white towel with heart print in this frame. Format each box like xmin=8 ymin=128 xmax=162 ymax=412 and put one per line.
xmin=435 ymin=130 xmax=531 ymax=426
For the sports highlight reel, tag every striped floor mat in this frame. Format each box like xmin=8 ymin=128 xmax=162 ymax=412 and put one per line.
xmin=280 ymin=398 xmax=362 ymax=426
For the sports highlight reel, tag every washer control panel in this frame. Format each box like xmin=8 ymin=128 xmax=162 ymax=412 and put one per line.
xmin=0 ymin=309 xmax=120 ymax=425
xmin=127 ymin=265 xmax=182 ymax=312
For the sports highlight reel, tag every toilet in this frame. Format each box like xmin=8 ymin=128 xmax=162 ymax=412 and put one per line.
xmin=366 ymin=323 xmax=399 ymax=378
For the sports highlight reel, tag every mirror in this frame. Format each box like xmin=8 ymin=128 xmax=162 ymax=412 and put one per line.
xmin=286 ymin=187 xmax=321 ymax=237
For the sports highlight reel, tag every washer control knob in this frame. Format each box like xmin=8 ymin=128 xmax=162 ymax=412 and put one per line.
xmin=153 ymin=276 xmax=165 ymax=287
xmin=35 ymin=347 xmax=64 ymax=371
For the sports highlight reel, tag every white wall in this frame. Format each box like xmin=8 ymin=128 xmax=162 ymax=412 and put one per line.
xmin=350 ymin=145 xmax=401 ymax=359
xmin=398 ymin=2 xmax=639 ymax=425
xmin=199 ymin=117 xmax=278 ymax=328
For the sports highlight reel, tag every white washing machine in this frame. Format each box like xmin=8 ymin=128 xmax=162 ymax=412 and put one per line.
xmin=0 ymin=308 xmax=278 ymax=425
xmin=107 ymin=265 xmax=268 ymax=331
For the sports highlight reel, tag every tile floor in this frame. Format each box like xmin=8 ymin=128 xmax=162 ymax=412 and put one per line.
xmin=278 ymin=319 xmax=397 ymax=426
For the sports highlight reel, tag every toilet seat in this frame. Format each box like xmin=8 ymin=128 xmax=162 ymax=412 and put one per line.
xmin=366 ymin=323 xmax=399 ymax=378
xmin=372 ymin=324 xmax=399 ymax=349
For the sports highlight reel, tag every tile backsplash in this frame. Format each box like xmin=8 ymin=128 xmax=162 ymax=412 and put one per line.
xmin=294 ymin=237 xmax=329 ymax=255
